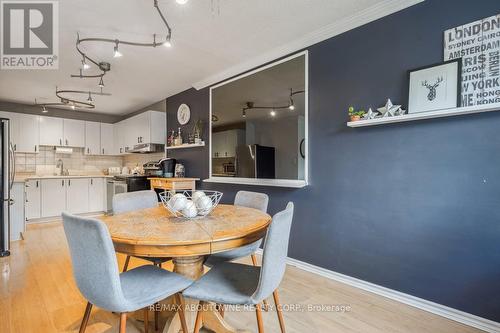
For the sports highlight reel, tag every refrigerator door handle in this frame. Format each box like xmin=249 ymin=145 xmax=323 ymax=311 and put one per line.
xmin=9 ymin=142 xmax=15 ymax=190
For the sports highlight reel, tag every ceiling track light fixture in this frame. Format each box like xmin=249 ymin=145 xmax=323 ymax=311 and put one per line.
xmin=70 ymin=0 xmax=173 ymax=86
xmin=241 ymin=89 xmax=305 ymax=117
xmin=34 ymin=88 xmax=112 ymax=111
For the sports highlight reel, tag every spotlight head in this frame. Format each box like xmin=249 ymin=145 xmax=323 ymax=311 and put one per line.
xmin=42 ymin=106 xmax=48 ymax=113
xmin=71 ymin=104 xmax=76 ymax=110
xmin=82 ymin=60 xmax=90 ymax=70
xmin=164 ymin=39 xmax=172 ymax=48
xmin=98 ymin=77 xmax=105 ymax=88
xmin=113 ymin=45 xmax=123 ymax=58
xmin=176 ymin=0 xmax=188 ymax=4
xmin=270 ymin=110 xmax=276 ymax=117
xmin=242 ymin=109 xmax=246 ymax=118
xmin=87 ymin=92 xmax=93 ymax=102
xmin=289 ymin=104 xmax=295 ymax=111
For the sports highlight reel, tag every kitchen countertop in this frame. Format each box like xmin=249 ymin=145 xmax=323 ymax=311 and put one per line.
xmin=14 ymin=175 xmax=114 ymax=182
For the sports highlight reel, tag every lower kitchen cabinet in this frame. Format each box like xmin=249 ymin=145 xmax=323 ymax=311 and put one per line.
xmin=11 ymin=183 xmax=25 ymax=241
xmin=25 ymin=180 xmax=41 ymax=220
xmin=28 ymin=177 xmax=107 ymax=220
xmin=89 ymin=177 xmax=105 ymax=212
xmin=66 ymin=178 xmax=89 ymax=214
xmin=41 ymin=179 xmax=67 ymax=218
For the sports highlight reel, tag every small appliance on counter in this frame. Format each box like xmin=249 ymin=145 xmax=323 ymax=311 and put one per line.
xmin=108 ymin=167 xmax=121 ymax=176
xmin=143 ymin=161 xmax=163 ymax=176
xmin=175 ymin=163 xmax=185 ymax=178
xmin=159 ymin=158 xmax=176 ymax=177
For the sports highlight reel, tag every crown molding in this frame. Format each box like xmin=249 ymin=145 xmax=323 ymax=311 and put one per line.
xmin=192 ymin=0 xmax=424 ymax=90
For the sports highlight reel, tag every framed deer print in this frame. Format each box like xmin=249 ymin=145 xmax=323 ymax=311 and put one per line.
xmin=408 ymin=60 xmax=461 ymax=114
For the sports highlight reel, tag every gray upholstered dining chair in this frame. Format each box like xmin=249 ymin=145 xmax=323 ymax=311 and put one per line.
xmin=183 ymin=202 xmax=294 ymax=333
xmin=62 ymin=213 xmax=192 ymax=333
xmin=205 ymin=190 xmax=269 ymax=267
xmin=112 ymin=190 xmax=170 ymax=272
xmin=204 ymin=190 xmax=270 ymax=310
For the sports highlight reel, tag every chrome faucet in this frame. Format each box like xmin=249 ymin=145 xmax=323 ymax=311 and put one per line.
xmin=56 ymin=159 xmax=64 ymax=176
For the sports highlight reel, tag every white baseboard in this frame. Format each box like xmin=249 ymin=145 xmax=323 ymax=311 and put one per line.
xmin=255 ymin=249 xmax=500 ymax=333
xmin=26 ymin=211 xmax=105 ymax=224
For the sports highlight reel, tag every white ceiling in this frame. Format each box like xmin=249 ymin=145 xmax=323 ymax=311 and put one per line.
xmin=0 ymin=0 xmax=416 ymax=115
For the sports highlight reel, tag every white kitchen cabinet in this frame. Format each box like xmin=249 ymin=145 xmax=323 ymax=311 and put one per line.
xmin=0 ymin=112 xmax=39 ymax=153
xmin=25 ymin=179 xmax=41 ymax=220
xmin=88 ymin=178 xmax=104 ymax=212
xmin=41 ymin=178 xmax=66 ymax=218
xmin=212 ymin=132 xmax=224 ymax=158
xmin=115 ymin=111 xmax=166 ymax=153
xmin=63 ymin=119 xmax=85 ymax=147
xmin=10 ymin=183 xmax=25 ymax=241
xmin=39 ymin=116 xmax=64 ymax=146
xmin=100 ymin=123 xmax=114 ymax=155
xmin=0 ymin=111 xmax=20 ymax=151
xmin=212 ymin=129 xmax=244 ymax=158
xmin=84 ymin=121 xmax=101 ymax=155
xmin=113 ymin=120 xmax=125 ymax=154
xmin=66 ymin=178 xmax=89 ymax=214
xmin=16 ymin=113 xmax=40 ymax=153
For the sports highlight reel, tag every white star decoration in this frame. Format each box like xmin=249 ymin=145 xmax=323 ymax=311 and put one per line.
xmin=377 ymin=99 xmax=401 ymax=118
xmin=363 ymin=108 xmax=376 ymax=120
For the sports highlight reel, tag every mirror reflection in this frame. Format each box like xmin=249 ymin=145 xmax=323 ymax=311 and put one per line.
xmin=211 ymin=54 xmax=306 ymax=181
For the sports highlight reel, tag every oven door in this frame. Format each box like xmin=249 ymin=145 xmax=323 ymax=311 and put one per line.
xmin=126 ymin=177 xmax=149 ymax=192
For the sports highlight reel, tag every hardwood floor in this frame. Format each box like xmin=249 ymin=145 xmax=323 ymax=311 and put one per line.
xmin=0 ymin=221 xmax=485 ymax=333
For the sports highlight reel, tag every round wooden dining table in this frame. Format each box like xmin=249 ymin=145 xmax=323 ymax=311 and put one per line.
xmin=100 ymin=204 xmax=272 ymax=333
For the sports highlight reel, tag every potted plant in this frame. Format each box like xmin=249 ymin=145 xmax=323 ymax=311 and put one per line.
xmin=192 ymin=119 xmax=203 ymax=144
xmin=348 ymin=106 xmax=366 ymax=122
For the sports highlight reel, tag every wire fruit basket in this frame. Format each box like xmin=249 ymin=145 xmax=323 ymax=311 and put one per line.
xmin=159 ymin=190 xmax=223 ymax=219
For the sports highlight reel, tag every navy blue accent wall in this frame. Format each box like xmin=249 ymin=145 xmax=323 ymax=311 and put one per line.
xmin=167 ymin=0 xmax=500 ymax=321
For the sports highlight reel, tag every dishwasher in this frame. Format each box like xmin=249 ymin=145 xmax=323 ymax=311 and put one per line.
xmin=106 ymin=179 xmax=127 ymax=214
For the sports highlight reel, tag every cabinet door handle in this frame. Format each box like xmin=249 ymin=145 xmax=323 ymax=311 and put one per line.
xmin=36 ymin=181 xmax=38 ymax=188
xmin=87 ymin=147 xmax=90 ymax=154
xmin=91 ymin=179 xmax=93 ymax=185
xmin=102 ymin=148 xmax=104 ymax=155
xmin=68 ymin=179 xmax=71 ymax=186
xmin=62 ymin=180 xmax=64 ymax=186
xmin=59 ymin=139 xmax=62 ymax=145
xmin=35 ymin=145 xmax=37 ymax=152
xmin=14 ymin=144 xmax=16 ymax=151
xmin=66 ymin=139 xmax=68 ymax=146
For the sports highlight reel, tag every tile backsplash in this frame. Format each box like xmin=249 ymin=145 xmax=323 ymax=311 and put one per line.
xmin=15 ymin=146 xmax=123 ymax=176
xmin=123 ymin=152 xmax=165 ymax=171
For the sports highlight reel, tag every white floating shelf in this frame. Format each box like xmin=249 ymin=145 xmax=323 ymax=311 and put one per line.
xmin=166 ymin=142 xmax=205 ymax=150
xmin=347 ymin=103 xmax=500 ymax=128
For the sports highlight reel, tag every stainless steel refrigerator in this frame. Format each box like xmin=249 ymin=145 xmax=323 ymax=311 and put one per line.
xmin=236 ymin=144 xmax=275 ymax=179
xmin=0 ymin=118 xmax=14 ymax=257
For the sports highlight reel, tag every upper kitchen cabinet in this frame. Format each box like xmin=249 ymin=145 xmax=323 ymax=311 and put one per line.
xmin=39 ymin=117 xmax=85 ymax=147
xmin=0 ymin=112 xmax=40 ymax=153
xmin=128 ymin=111 xmax=166 ymax=145
xmin=16 ymin=113 xmax=40 ymax=153
xmin=39 ymin=116 xmax=64 ymax=146
xmin=63 ymin=119 xmax=85 ymax=147
xmin=84 ymin=121 xmax=101 ymax=155
xmin=212 ymin=129 xmax=244 ymax=158
xmin=100 ymin=123 xmax=114 ymax=155
xmin=113 ymin=119 xmax=127 ymax=154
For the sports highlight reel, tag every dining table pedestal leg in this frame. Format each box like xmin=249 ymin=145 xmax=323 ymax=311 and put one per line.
xmin=163 ymin=256 xmax=250 ymax=333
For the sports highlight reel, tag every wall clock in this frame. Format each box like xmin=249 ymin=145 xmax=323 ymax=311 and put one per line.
xmin=177 ymin=103 xmax=191 ymax=125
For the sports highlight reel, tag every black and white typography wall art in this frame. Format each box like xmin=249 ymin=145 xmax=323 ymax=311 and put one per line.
xmin=444 ymin=14 xmax=500 ymax=107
